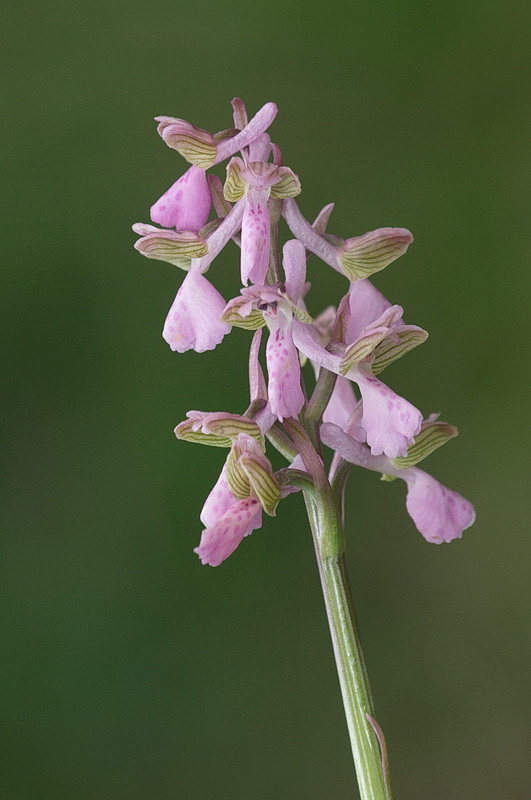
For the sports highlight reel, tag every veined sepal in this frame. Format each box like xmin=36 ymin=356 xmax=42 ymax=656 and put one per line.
xmin=224 ymin=159 xmax=301 ymax=202
xmin=278 ymin=292 xmax=314 ymax=324
xmin=339 ymin=327 xmax=389 ymax=374
xmin=269 ymin=167 xmax=301 ymax=199
xmin=371 ymin=326 xmax=428 ymax=375
xmin=391 ymin=421 xmax=458 ymax=469
xmin=224 ymin=157 xmax=247 ymax=201
xmin=174 ymin=412 xmax=265 ymax=449
xmin=338 ymin=227 xmax=413 ymax=281
xmin=225 ymin=435 xmax=280 ymax=515
xmin=132 ymin=224 xmax=208 ymax=269
xmin=221 ymin=295 xmax=266 ymax=330
xmin=239 ymin=454 xmax=282 ymax=516
xmin=155 ymin=117 xmax=218 ymax=169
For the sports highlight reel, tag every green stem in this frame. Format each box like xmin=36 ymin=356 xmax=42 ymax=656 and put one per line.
xmin=302 ymin=484 xmax=393 ymax=800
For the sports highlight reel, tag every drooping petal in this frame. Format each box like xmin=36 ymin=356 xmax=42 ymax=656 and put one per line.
xmin=150 ymin=166 xmax=211 ymax=232
xmin=241 ymin=188 xmax=271 ymax=285
xmin=402 ymin=468 xmax=476 ymax=544
xmin=354 ymin=371 xmax=422 ymax=458
xmin=265 ymin=315 xmax=305 ymax=421
xmin=200 ymin=466 xmax=235 ymax=527
xmin=162 ymin=268 xmax=230 ymax=353
xmin=194 ymin=496 xmax=263 ymax=566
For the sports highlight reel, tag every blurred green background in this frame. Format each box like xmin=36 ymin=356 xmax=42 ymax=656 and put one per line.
xmin=2 ymin=1 xmax=529 ymax=797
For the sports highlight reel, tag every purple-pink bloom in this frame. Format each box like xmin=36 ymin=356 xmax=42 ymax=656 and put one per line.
xmin=163 ymin=266 xmax=230 ymax=353
xmin=150 ymin=165 xmax=211 ymax=232
xmin=291 ymin=315 xmax=422 ymax=458
xmin=195 ymin=495 xmax=263 ymax=566
xmin=402 ymin=468 xmax=476 ymax=544
xmin=200 ymin=466 xmax=236 ymax=528
xmin=353 ymin=371 xmax=421 ymax=458
xmin=320 ymin=422 xmax=475 ymax=544
xmin=196 ymin=462 xmax=263 ymax=566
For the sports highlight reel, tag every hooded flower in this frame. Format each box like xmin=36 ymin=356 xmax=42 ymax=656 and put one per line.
xmin=148 ymin=101 xmax=278 ymax=238
xmin=320 ymin=421 xmax=475 ymax=544
xmin=195 ymin=465 xmax=263 ymax=566
xmin=292 ymin=280 xmax=426 ymax=459
xmin=193 ymin=432 xmax=285 ymax=566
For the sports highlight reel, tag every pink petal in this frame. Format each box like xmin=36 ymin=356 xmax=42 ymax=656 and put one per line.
xmin=214 ymin=102 xmax=278 ymax=164
xmin=354 ymin=371 xmax=422 ymax=458
xmin=162 ymin=268 xmax=231 ymax=353
xmin=323 ymin=375 xmax=358 ymax=428
xmin=241 ymin=188 xmax=271 ymax=285
xmin=150 ymin=166 xmax=211 ymax=232
xmin=194 ymin=497 xmax=263 ymax=566
xmin=347 ymin=279 xmax=393 ymax=342
xmin=403 ymin=469 xmax=476 ymax=544
xmin=200 ymin=466 xmax=235 ymax=528
xmin=265 ymin=316 xmax=305 ymax=421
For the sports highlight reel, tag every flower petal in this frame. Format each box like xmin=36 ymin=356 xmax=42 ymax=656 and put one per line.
xmin=402 ymin=468 xmax=476 ymax=543
xmin=347 ymin=279 xmax=392 ymax=341
xmin=323 ymin=375 xmax=358 ymax=428
xmin=162 ymin=268 xmax=230 ymax=353
xmin=150 ymin=166 xmax=211 ymax=232
xmin=200 ymin=467 xmax=235 ymax=528
xmin=354 ymin=371 xmax=422 ymax=458
xmin=266 ymin=316 xmax=305 ymax=421
xmin=195 ymin=497 xmax=263 ymax=566
xmin=241 ymin=188 xmax=271 ymax=285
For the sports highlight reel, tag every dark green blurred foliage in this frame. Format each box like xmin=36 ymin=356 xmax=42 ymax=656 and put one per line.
xmin=2 ymin=1 xmax=529 ymax=797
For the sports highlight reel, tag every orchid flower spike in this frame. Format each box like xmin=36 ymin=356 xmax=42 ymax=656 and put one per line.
xmin=132 ymin=96 xmax=475 ymax=567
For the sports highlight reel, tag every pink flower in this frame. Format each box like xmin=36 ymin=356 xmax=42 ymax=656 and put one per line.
xmin=224 ymin=159 xmax=301 ymax=285
xmin=291 ymin=306 xmax=423 ymax=458
xmin=162 ymin=266 xmax=230 ymax=353
xmin=222 ymin=240 xmax=308 ymax=421
xmin=320 ymin=422 xmax=475 ymax=544
xmin=195 ymin=494 xmax=263 ymax=566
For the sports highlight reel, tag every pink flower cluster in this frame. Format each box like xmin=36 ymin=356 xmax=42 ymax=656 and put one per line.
xmin=133 ymin=99 xmax=475 ymax=565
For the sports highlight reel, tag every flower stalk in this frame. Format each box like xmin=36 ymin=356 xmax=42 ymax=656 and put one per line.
xmin=303 ymin=485 xmax=392 ymax=800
